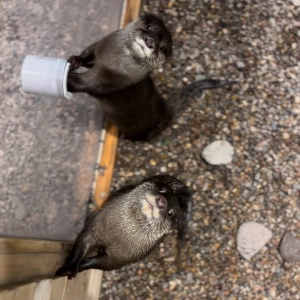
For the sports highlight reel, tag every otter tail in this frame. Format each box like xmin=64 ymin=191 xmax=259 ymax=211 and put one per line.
xmin=167 ymin=79 xmax=236 ymax=124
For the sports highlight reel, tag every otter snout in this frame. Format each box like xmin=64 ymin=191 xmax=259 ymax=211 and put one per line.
xmin=142 ymin=193 xmax=168 ymax=220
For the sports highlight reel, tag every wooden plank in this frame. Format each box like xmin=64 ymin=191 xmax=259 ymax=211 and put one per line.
xmin=0 ymin=282 xmax=35 ymax=300
xmin=64 ymin=270 xmax=101 ymax=300
xmin=0 ymin=253 xmax=63 ymax=285
xmin=93 ymin=122 xmax=119 ymax=208
xmin=121 ymin=0 xmax=142 ymax=27
xmin=49 ymin=277 xmax=67 ymax=300
xmin=0 ymin=237 xmax=71 ymax=255
xmin=92 ymin=0 xmax=141 ymax=209
xmin=85 ymin=270 xmax=103 ymax=300
xmin=33 ymin=280 xmax=51 ymax=300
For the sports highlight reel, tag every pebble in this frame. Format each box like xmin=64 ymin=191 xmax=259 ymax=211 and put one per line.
xmin=176 ymin=24 xmax=183 ymax=33
xmin=195 ymin=74 xmax=206 ymax=81
xmin=291 ymin=0 xmax=300 ymax=6
xmin=150 ymin=159 xmax=157 ymax=166
xmin=294 ymin=211 xmax=300 ymax=221
xmin=201 ymin=140 xmax=234 ymax=165
xmin=185 ymin=273 xmax=194 ymax=284
xmin=237 ymin=222 xmax=272 ymax=261
xmin=279 ymin=232 xmax=300 ymax=262
xmin=282 ymin=132 xmax=290 ymax=140
xmin=236 ymin=61 xmax=246 ymax=69
xmin=160 ymin=166 xmax=167 ymax=173
xmin=293 ymin=184 xmax=300 ymax=190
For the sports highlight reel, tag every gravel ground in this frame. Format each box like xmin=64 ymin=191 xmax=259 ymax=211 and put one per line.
xmin=101 ymin=0 xmax=300 ymax=299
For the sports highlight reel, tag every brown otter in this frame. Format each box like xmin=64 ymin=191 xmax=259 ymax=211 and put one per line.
xmin=67 ymin=13 xmax=235 ymax=140
xmin=55 ymin=175 xmax=192 ymax=278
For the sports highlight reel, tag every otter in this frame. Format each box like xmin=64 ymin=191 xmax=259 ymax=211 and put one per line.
xmin=55 ymin=175 xmax=192 ymax=278
xmin=67 ymin=13 xmax=235 ymax=140
xmin=67 ymin=13 xmax=172 ymax=95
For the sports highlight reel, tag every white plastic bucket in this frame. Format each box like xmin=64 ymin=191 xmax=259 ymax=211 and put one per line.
xmin=21 ymin=55 xmax=72 ymax=99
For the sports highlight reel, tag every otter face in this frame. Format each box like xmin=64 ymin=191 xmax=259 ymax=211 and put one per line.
xmin=130 ymin=13 xmax=172 ymax=67
xmin=141 ymin=182 xmax=180 ymax=232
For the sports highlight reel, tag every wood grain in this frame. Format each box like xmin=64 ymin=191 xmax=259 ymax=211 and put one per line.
xmin=0 ymin=238 xmax=71 ymax=254
xmin=0 ymin=237 xmax=72 ymax=286
xmin=0 ymin=282 xmax=35 ymax=300
xmin=0 ymin=253 xmax=62 ymax=286
xmin=49 ymin=277 xmax=67 ymax=300
xmin=64 ymin=270 xmax=102 ymax=300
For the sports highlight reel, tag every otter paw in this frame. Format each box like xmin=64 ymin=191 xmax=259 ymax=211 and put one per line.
xmin=67 ymin=56 xmax=83 ymax=70
xmin=55 ymin=266 xmax=77 ymax=280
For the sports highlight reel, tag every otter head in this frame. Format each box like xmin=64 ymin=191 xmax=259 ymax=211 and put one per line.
xmin=129 ymin=13 xmax=172 ymax=68
xmin=140 ymin=181 xmax=180 ymax=235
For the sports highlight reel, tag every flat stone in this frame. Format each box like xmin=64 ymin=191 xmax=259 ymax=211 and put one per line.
xmin=185 ymin=273 xmax=194 ymax=284
xmin=195 ymin=74 xmax=206 ymax=81
xmin=293 ymin=184 xmax=300 ymax=190
xmin=291 ymin=0 xmax=300 ymax=6
xmin=237 ymin=222 xmax=272 ymax=261
xmin=295 ymin=211 xmax=300 ymax=221
xmin=160 ymin=166 xmax=167 ymax=173
xmin=201 ymin=140 xmax=234 ymax=165
xmin=279 ymin=232 xmax=300 ymax=262
xmin=236 ymin=61 xmax=246 ymax=68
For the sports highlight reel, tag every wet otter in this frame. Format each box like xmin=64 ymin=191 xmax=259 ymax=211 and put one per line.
xmin=55 ymin=175 xmax=192 ymax=278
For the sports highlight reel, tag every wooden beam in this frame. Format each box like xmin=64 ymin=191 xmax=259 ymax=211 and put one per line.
xmin=0 ymin=238 xmax=70 ymax=254
xmin=92 ymin=0 xmax=141 ymax=208
xmin=50 ymin=277 xmax=67 ymax=300
xmin=0 ymin=237 xmax=71 ymax=286
xmin=121 ymin=0 xmax=142 ymax=27
xmin=93 ymin=121 xmax=119 ymax=208
xmin=64 ymin=270 xmax=102 ymax=300
xmin=0 ymin=282 xmax=35 ymax=300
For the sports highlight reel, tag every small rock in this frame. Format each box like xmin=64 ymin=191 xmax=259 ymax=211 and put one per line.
xmin=237 ymin=221 xmax=272 ymax=261
xmin=293 ymin=184 xmax=300 ymax=190
xmin=271 ymin=121 xmax=277 ymax=131
xmin=150 ymin=159 xmax=157 ymax=166
xmin=192 ymin=48 xmax=200 ymax=58
xmin=291 ymin=0 xmax=300 ymax=6
xmin=248 ymin=195 xmax=256 ymax=203
xmin=176 ymin=24 xmax=183 ymax=33
xmin=236 ymin=61 xmax=246 ymax=68
xmin=294 ymin=211 xmax=300 ymax=221
xmin=201 ymin=140 xmax=234 ymax=165
xmin=282 ymin=132 xmax=290 ymax=140
xmin=279 ymin=232 xmax=300 ymax=262
xmin=160 ymin=166 xmax=167 ymax=173
xmin=195 ymin=74 xmax=206 ymax=81
xmin=185 ymin=273 xmax=194 ymax=284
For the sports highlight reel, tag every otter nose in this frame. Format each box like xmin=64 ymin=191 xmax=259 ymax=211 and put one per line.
xmin=144 ymin=36 xmax=154 ymax=49
xmin=155 ymin=196 xmax=166 ymax=210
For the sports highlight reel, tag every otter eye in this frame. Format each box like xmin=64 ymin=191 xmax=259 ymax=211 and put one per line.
xmin=159 ymin=45 xmax=165 ymax=52
xmin=168 ymin=210 xmax=174 ymax=217
xmin=147 ymin=25 xmax=152 ymax=30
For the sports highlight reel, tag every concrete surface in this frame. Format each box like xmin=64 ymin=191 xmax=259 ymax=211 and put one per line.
xmin=0 ymin=0 xmax=123 ymax=240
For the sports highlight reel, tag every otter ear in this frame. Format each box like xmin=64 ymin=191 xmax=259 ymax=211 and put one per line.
xmin=166 ymin=179 xmax=185 ymax=192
